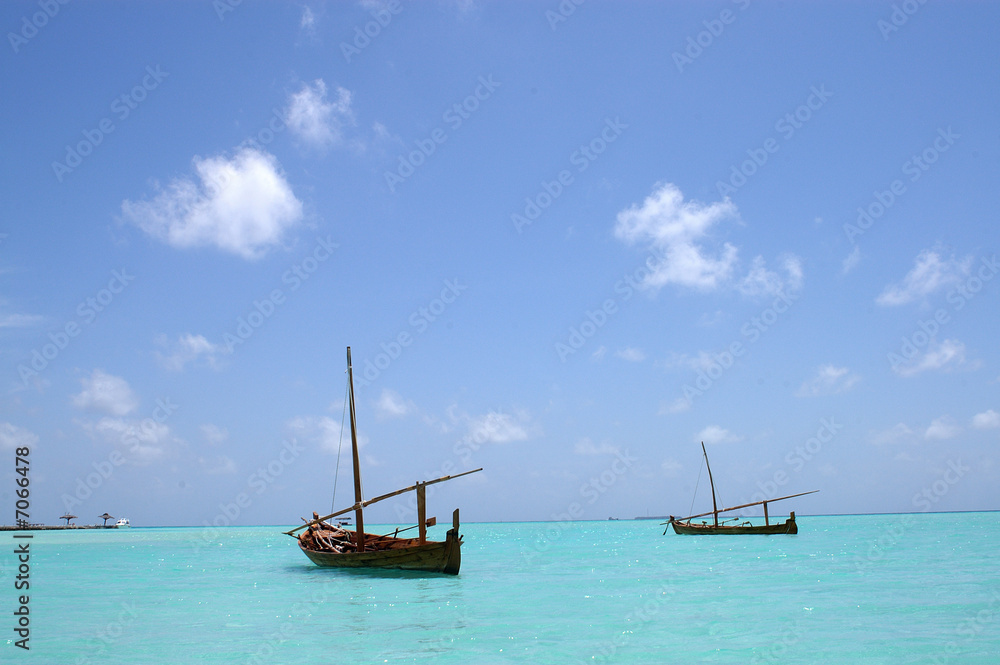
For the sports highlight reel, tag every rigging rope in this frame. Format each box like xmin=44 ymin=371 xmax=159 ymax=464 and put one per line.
xmin=687 ymin=457 xmax=704 ymax=517
xmin=330 ymin=373 xmax=350 ymax=513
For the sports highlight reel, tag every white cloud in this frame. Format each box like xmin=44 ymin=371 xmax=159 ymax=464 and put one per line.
xmin=591 ymin=345 xmax=608 ymax=361
xmin=616 ymin=347 xmax=646 ymax=362
xmin=156 ymin=333 xmax=228 ymax=371
xmin=870 ymin=422 xmax=915 ymax=445
xmin=377 ymin=389 xmax=413 ymax=418
xmin=300 ymin=6 xmax=316 ymax=30
xmin=925 ymin=417 xmax=962 ymax=441
xmin=287 ymin=415 xmax=353 ymax=453
xmin=81 ymin=416 xmax=172 ymax=465
xmin=199 ymin=455 xmax=237 ymax=475
xmin=737 ymin=255 xmax=803 ymax=297
xmin=876 ymin=249 xmax=972 ymax=306
xmin=0 ymin=313 xmax=44 ymax=328
xmin=466 ymin=410 xmax=530 ymax=444
xmin=121 ymin=148 xmax=302 ymax=260
xmin=614 ymin=182 xmax=739 ymax=292
xmin=698 ymin=425 xmax=742 ymax=445
xmin=661 ymin=458 xmax=682 ymax=476
xmin=842 ymin=246 xmax=861 ymax=274
xmin=285 ymin=79 xmax=354 ymax=149
xmin=972 ymin=409 xmax=1000 ymax=430
xmin=574 ymin=437 xmax=619 ymax=456
xmin=71 ymin=370 xmax=138 ymax=416
xmin=797 ymin=364 xmax=860 ymax=397
xmin=200 ymin=424 xmax=229 ymax=445
xmin=660 ymin=397 xmax=692 ymax=415
xmin=0 ymin=422 xmax=38 ymax=450
xmin=894 ymin=339 xmax=967 ymax=377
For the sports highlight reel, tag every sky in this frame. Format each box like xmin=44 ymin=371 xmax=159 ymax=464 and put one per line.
xmin=1 ymin=0 xmax=998 ymax=528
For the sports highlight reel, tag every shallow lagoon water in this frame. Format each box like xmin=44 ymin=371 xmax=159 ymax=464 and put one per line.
xmin=5 ymin=513 xmax=999 ymax=663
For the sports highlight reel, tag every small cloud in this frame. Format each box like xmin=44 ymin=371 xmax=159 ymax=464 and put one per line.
xmin=797 ymin=364 xmax=860 ymax=397
xmin=925 ymin=416 xmax=962 ymax=441
xmin=661 ymin=458 xmax=682 ymax=476
xmin=199 ymin=455 xmax=237 ymax=475
xmin=466 ymin=410 xmax=530 ymax=444
xmin=591 ymin=346 xmax=607 ymax=361
xmin=284 ymin=79 xmax=354 ymax=150
xmin=0 ymin=422 xmax=38 ymax=450
xmin=876 ymin=249 xmax=972 ymax=306
xmin=300 ymin=5 xmax=316 ymax=31
xmin=377 ymin=389 xmax=413 ymax=418
xmin=893 ymin=339 xmax=968 ymax=378
xmin=660 ymin=397 xmax=691 ymax=415
xmin=972 ymin=409 xmax=1000 ymax=430
xmin=615 ymin=347 xmax=646 ymax=362
xmin=121 ymin=148 xmax=303 ymax=260
xmin=698 ymin=310 xmax=724 ymax=327
xmin=574 ymin=438 xmax=619 ymax=456
xmin=698 ymin=425 xmax=742 ymax=445
xmin=0 ymin=313 xmax=44 ymax=328
xmin=200 ymin=424 xmax=229 ymax=445
xmin=156 ymin=333 xmax=229 ymax=371
xmin=614 ymin=182 xmax=739 ymax=292
xmin=80 ymin=416 xmax=172 ymax=465
xmin=287 ymin=415 xmax=352 ymax=453
xmin=870 ymin=422 xmax=915 ymax=445
xmin=71 ymin=370 xmax=138 ymax=416
xmin=737 ymin=255 xmax=803 ymax=298
xmin=842 ymin=246 xmax=861 ymax=274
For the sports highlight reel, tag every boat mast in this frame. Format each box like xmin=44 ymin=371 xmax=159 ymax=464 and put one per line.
xmin=346 ymin=347 xmax=366 ymax=553
xmin=701 ymin=441 xmax=719 ymax=527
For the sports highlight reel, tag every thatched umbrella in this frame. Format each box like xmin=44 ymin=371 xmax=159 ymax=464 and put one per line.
xmin=60 ymin=513 xmax=77 ymax=526
xmin=99 ymin=513 xmax=115 ymax=527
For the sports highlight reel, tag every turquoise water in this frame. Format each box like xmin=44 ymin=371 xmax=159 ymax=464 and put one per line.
xmin=3 ymin=513 xmax=999 ymax=663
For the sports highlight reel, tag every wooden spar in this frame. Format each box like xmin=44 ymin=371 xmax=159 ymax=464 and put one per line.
xmin=417 ymin=482 xmax=427 ymax=545
xmin=284 ymin=468 xmax=483 ymax=536
xmin=701 ymin=442 xmax=719 ymax=527
xmin=764 ymin=501 xmax=769 ymax=526
xmin=665 ymin=490 xmax=819 ymax=524
xmin=346 ymin=347 xmax=366 ymax=553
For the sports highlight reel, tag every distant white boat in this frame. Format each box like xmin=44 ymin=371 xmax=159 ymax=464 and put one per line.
xmin=115 ymin=518 xmax=130 ymax=528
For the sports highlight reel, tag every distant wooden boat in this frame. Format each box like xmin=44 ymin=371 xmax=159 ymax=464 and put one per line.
xmin=665 ymin=442 xmax=817 ymax=535
xmin=285 ymin=347 xmax=481 ymax=574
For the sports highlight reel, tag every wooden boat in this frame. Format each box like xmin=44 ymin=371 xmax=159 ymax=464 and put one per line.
xmin=285 ymin=347 xmax=481 ymax=574
xmin=664 ymin=442 xmax=817 ymax=535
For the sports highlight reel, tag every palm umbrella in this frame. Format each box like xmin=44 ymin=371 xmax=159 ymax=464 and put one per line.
xmin=99 ymin=513 xmax=115 ymax=527
xmin=60 ymin=513 xmax=77 ymax=526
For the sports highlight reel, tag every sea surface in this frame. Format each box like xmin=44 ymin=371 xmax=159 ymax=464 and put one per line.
xmin=4 ymin=513 xmax=999 ymax=664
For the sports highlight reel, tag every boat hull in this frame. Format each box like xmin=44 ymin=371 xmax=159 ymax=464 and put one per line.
xmin=670 ymin=515 xmax=797 ymax=535
xmin=299 ymin=529 xmax=463 ymax=574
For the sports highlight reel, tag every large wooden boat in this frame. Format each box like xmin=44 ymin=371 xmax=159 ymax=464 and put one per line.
xmin=285 ymin=347 xmax=481 ymax=574
xmin=665 ymin=442 xmax=817 ymax=535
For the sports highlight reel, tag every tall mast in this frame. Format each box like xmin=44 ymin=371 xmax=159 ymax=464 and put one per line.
xmin=701 ymin=441 xmax=719 ymax=527
xmin=346 ymin=347 xmax=365 ymax=552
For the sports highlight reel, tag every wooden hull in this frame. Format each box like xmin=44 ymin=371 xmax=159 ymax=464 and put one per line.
xmin=670 ymin=515 xmax=797 ymax=535
xmin=299 ymin=528 xmax=463 ymax=574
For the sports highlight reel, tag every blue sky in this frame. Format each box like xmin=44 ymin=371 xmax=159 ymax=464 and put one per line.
xmin=1 ymin=0 xmax=998 ymax=528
